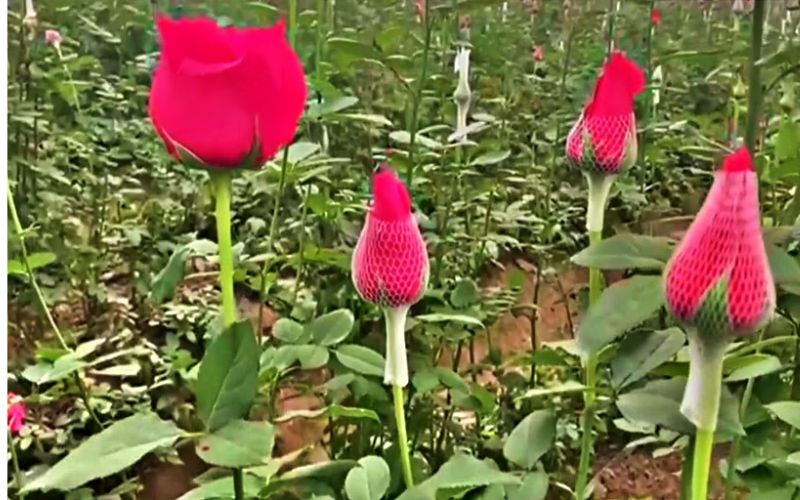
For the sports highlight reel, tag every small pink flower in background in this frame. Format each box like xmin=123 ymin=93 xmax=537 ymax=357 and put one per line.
xmin=45 ymin=29 xmax=62 ymax=49
xmin=415 ymin=0 xmax=425 ymax=20
xmin=8 ymin=393 xmax=27 ymax=434
xmin=532 ymin=45 xmax=545 ymax=62
xmin=664 ymin=148 xmax=775 ymax=336
xmin=651 ymin=8 xmax=662 ymax=27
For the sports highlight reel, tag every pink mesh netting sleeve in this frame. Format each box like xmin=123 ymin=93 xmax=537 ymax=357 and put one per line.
xmin=566 ymin=113 xmax=637 ymax=174
xmin=664 ymin=157 xmax=775 ymax=336
xmin=352 ymin=213 xmax=429 ymax=308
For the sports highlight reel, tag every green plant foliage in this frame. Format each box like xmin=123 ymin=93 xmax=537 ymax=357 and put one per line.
xmin=196 ymin=419 xmax=275 ymax=468
xmin=344 ymin=456 xmax=391 ymax=500
xmin=502 ymin=410 xmax=556 ymax=470
xmin=577 ymin=276 xmax=666 ymax=357
xmin=22 ymin=414 xmax=182 ymax=492
xmin=196 ymin=320 xmax=260 ymax=431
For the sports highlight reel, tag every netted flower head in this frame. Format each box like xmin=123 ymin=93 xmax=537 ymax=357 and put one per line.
xmin=352 ymin=166 xmax=428 ymax=308
xmin=566 ymin=51 xmax=646 ymax=175
xmin=664 ymin=148 xmax=775 ymax=337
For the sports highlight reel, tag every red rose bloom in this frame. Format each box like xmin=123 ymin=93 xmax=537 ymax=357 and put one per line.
xmin=149 ymin=16 xmax=307 ymax=168
xmin=566 ymin=51 xmax=646 ymax=174
xmin=352 ymin=166 xmax=428 ymax=309
xmin=651 ymin=8 xmax=662 ymax=26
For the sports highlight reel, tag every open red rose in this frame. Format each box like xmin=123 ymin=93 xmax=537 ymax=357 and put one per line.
xmin=149 ymin=16 xmax=307 ymax=169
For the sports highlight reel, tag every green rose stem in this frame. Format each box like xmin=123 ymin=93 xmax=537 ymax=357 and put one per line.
xmin=575 ymin=172 xmax=615 ymax=499
xmin=7 ymin=186 xmax=103 ymax=430
xmin=406 ymin=0 xmax=432 ymax=186
xmin=385 ymin=306 xmax=415 ymax=489
xmin=639 ymin=0 xmax=656 ymax=190
xmin=9 ymin=428 xmax=25 ymax=498
xmin=723 ymin=329 xmax=763 ymax=499
xmin=683 ymin=331 xmax=726 ymax=500
xmin=744 ymin=0 xmax=765 ymax=154
xmin=257 ymin=0 xmax=298 ymax=334
xmin=209 ymin=171 xmax=243 ymax=500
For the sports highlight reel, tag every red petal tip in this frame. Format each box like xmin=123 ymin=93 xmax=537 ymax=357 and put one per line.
xmin=371 ymin=166 xmax=412 ymax=221
xmin=605 ymin=51 xmax=646 ymax=97
xmin=722 ymin=147 xmax=754 ymax=173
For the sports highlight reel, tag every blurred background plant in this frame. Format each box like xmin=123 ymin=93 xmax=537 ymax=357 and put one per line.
xmin=6 ymin=0 xmax=800 ymax=499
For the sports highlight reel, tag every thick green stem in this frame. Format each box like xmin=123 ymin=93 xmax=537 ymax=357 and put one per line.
xmin=692 ymin=429 xmax=715 ymax=500
xmin=210 ymin=173 xmax=243 ymax=500
xmin=680 ymin=437 xmax=695 ymax=500
xmin=393 ymin=384 xmax=414 ymax=489
xmin=212 ymin=172 xmax=237 ymax=327
xmin=9 ymin=428 xmax=25 ymax=498
xmin=575 ymin=216 xmax=606 ymax=498
xmin=683 ymin=331 xmax=726 ymax=500
xmin=744 ymin=0 xmax=766 ymax=154
xmin=575 ymin=353 xmax=598 ymax=499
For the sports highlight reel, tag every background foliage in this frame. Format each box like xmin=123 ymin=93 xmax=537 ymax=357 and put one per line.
xmin=7 ymin=0 xmax=800 ymax=499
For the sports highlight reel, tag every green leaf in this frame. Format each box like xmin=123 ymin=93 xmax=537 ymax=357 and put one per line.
xmin=412 ymin=368 xmax=441 ymax=394
xmin=307 ymin=309 xmax=355 ymax=346
xmin=196 ymin=321 xmax=259 ymax=431
xmin=177 ymin=473 xmax=263 ymax=500
xmin=344 ymin=456 xmax=390 ymax=500
xmin=775 ymin=120 xmax=800 ymax=162
xmin=21 ymin=352 xmax=87 ymax=384
xmin=196 ymin=419 xmax=274 ymax=468
xmin=470 ymin=149 xmax=511 ymax=166
xmin=571 ymin=234 xmax=675 ymax=270
xmin=617 ymin=378 xmax=745 ymax=436
xmin=502 ymin=410 xmax=556 ymax=469
xmin=22 ymin=414 xmax=181 ymax=492
xmin=611 ymin=328 xmax=685 ymax=389
xmin=335 ymin=344 xmax=385 ymax=377
xmin=273 ymin=318 xmax=310 ymax=344
xmin=450 ymin=279 xmax=481 ymax=308
xmin=764 ymin=401 xmax=800 ymax=430
xmin=294 ymin=345 xmax=331 ymax=369
xmin=150 ymin=245 xmax=191 ymax=304
xmin=724 ymin=354 xmax=783 ymax=382
xmin=416 ymin=313 xmax=484 ymax=328
xmin=8 ymin=251 xmax=57 ymax=276
xmin=397 ymin=453 xmax=519 ymax=500
xmin=274 ymin=404 xmax=379 ymax=423
xmin=506 ymin=471 xmax=549 ymax=500
xmin=327 ymin=37 xmax=383 ymax=66
xmin=577 ymin=276 xmax=666 ymax=357
xmin=767 ymin=245 xmax=800 ymax=295
xmin=306 ymin=96 xmax=360 ymax=120
xmin=286 ymin=141 xmax=321 ymax=164
xmin=756 ymin=43 xmax=800 ymax=68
